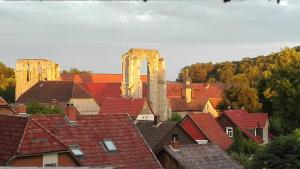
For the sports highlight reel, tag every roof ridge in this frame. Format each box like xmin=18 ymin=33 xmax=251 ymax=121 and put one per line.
xmin=129 ymin=114 xmax=163 ymax=169
xmin=16 ymin=118 xmax=30 ymax=154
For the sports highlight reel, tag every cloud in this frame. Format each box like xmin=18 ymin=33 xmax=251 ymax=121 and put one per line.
xmin=0 ymin=1 xmax=299 ymax=80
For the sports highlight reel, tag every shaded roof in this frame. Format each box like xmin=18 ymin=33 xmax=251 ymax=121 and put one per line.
xmin=100 ymin=98 xmax=151 ymax=117
xmin=186 ymin=113 xmax=232 ymax=150
xmin=170 ymin=98 xmax=208 ymax=112
xmin=16 ymin=81 xmax=92 ymax=103
xmin=61 ymin=73 xmax=147 ymax=83
xmin=0 ymin=115 xmax=28 ymax=165
xmin=222 ymin=109 xmax=269 ymax=144
xmin=162 ymin=144 xmax=242 ymax=169
xmin=0 ymin=114 xmax=161 ymax=168
xmin=136 ymin=120 xmax=177 ymax=149
xmin=0 ymin=97 xmax=8 ymax=106
xmin=167 ymin=82 xmax=225 ymax=99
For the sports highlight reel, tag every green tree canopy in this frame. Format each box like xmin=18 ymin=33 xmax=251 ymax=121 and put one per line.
xmin=250 ymin=129 xmax=300 ymax=169
xmin=0 ymin=62 xmax=15 ymax=102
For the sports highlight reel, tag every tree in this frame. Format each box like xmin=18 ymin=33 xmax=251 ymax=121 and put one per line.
xmin=250 ymin=129 xmax=300 ymax=169
xmin=62 ymin=67 xmax=91 ymax=74
xmin=26 ymin=101 xmax=63 ymax=114
xmin=261 ymin=48 xmax=300 ymax=133
xmin=0 ymin=62 xmax=15 ymax=102
xmin=221 ymin=84 xmax=262 ymax=112
xmin=170 ymin=112 xmax=182 ymax=122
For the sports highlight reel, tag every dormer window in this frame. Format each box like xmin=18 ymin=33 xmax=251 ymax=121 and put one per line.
xmin=69 ymin=145 xmax=84 ymax=157
xmin=102 ymin=139 xmax=117 ymax=152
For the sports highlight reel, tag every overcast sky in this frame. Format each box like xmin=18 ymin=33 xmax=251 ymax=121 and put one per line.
xmin=0 ymin=0 xmax=299 ymax=80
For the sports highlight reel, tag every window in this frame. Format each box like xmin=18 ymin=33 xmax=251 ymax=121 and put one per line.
xmin=26 ymin=63 xmax=30 ymax=82
xmin=172 ymin=134 xmax=179 ymax=141
xmin=43 ymin=153 xmax=58 ymax=167
xmin=226 ymin=127 xmax=233 ymax=138
xmin=44 ymin=163 xmax=57 ymax=167
xmin=102 ymin=139 xmax=117 ymax=152
xmin=69 ymin=145 xmax=84 ymax=156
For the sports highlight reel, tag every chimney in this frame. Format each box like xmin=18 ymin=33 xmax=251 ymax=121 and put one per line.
xmin=171 ymin=134 xmax=180 ymax=150
xmin=154 ymin=115 xmax=159 ymax=125
xmin=183 ymin=70 xmax=192 ymax=103
xmin=15 ymin=104 xmax=27 ymax=115
xmin=51 ymin=99 xmax=58 ymax=107
xmin=205 ymin=83 xmax=210 ymax=89
xmin=65 ymin=103 xmax=77 ymax=123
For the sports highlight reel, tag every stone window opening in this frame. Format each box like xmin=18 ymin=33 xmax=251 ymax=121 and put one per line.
xmin=226 ymin=127 xmax=233 ymax=138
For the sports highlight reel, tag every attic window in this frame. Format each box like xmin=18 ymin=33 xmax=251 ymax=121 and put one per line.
xmin=102 ymin=139 xmax=117 ymax=152
xmin=69 ymin=145 xmax=84 ymax=157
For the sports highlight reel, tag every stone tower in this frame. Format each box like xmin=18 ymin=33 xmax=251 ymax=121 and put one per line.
xmin=121 ymin=49 xmax=169 ymax=121
xmin=15 ymin=59 xmax=60 ymax=100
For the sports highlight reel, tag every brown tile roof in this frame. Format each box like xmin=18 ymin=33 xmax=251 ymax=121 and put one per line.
xmin=16 ymin=81 xmax=92 ymax=104
xmin=162 ymin=144 xmax=242 ymax=169
xmin=170 ymin=98 xmax=208 ymax=112
xmin=0 ymin=114 xmax=161 ymax=168
xmin=187 ymin=113 xmax=232 ymax=150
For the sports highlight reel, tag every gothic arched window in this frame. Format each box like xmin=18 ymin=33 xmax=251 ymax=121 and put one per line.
xmin=26 ymin=63 xmax=30 ymax=82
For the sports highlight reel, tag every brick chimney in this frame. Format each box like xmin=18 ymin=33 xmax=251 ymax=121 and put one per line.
xmin=15 ymin=104 xmax=27 ymax=115
xmin=170 ymin=134 xmax=180 ymax=150
xmin=65 ymin=103 xmax=77 ymax=123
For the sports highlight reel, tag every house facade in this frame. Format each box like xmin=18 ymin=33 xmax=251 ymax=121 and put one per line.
xmin=218 ymin=109 xmax=269 ymax=144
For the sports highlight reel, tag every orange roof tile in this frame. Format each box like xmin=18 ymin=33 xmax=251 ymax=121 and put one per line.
xmin=61 ymin=73 xmax=147 ymax=83
xmin=100 ymin=98 xmax=150 ymax=117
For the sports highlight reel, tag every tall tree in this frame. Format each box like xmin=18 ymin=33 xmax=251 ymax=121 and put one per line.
xmin=0 ymin=62 xmax=15 ymax=102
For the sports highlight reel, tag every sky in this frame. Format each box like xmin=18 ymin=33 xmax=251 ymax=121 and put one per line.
xmin=0 ymin=0 xmax=299 ymax=80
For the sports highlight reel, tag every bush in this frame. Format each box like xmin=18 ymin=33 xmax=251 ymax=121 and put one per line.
xmin=170 ymin=112 xmax=182 ymax=122
xmin=26 ymin=101 xmax=63 ymax=114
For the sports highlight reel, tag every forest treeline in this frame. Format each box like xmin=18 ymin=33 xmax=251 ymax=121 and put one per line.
xmin=177 ymin=46 xmax=300 ymax=134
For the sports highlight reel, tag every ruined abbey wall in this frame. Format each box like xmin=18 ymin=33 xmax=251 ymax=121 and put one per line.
xmin=15 ymin=59 xmax=60 ymax=100
xmin=121 ymin=49 xmax=170 ymax=121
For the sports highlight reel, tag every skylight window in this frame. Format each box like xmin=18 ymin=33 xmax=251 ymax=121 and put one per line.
xmin=69 ymin=145 xmax=84 ymax=156
xmin=102 ymin=139 xmax=117 ymax=152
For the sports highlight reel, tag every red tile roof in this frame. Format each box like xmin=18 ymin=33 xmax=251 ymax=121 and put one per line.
xmin=33 ymin=114 xmax=161 ymax=168
xmin=0 ymin=114 xmax=161 ymax=168
xmin=79 ymin=83 xmax=122 ymax=106
xmin=0 ymin=115 xmax=27 ymax=165
xmin=0 ymin=97 xmax=8 ymax=106
xmin=170 ymin=98 xmax=208 ymax=112
xmin=187 ymin=113 xmax=232 ymax=150
xmin=167 ymin=82 xmax=225 ymax=99
xmin=209 ymin=98 xmax=223 ymax=109
xmin=100 ymin=98 xmax=151 ymax=117
xmin=61 ymin=73 xmax=148 ymax=83
xmin=18 ymin=118 xmax=67 ymax=155
xmin=223 ymin=109 xmax=269 ymax=144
